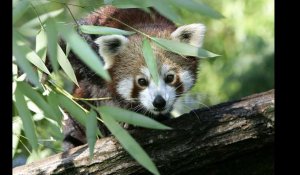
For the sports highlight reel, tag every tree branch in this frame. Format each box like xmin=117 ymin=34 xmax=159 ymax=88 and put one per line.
xmin=13 ymin=89 xmax=274 ymax=175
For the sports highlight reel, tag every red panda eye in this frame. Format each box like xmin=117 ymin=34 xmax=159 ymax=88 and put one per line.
xmin=165 ymin=74 xmax=175 ymax=84
xmin=138 ymin=78 xmax=148 ymax=87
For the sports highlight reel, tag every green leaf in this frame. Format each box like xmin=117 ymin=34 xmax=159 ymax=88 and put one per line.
xmin=13 ymin=30 xmax=40 ymax=88
xmin=44 ymin=117 xmax=63 ymax=141
xmin=100 ymin=112 xmax=160 ymax=175
xmin=142 ymin=39 xmax=159 ymax=85
xmin=57 ymin=44 xmax=79 ymax=86
xmin=79 ymin=0 xmax=104 ymax=10
xmin=14 ymin=29 xmax=50 ymax=75
xmin=104 ymin=0 xmax=114 ymax=4
xmin=13 ymin=62 xmax=18 ymax=80
xmin=151 ymin=0 xmax=182 ymax=24
xmin=13 ymin=116 xmax=23 ymax=157
xmin=45 ymin=19 xmax=59 ymax=72
xmin=111 ymin=0 xmax=150 ymax=11
xmin=13 ymin=0 xmax=30 ymax=24
xmin=25 ymin=48 xmax=51 ymax=75
xmin=58 ymin=94 xmax=87 ymax=126
xmin=19 ymin=8 xmax=64 ymax=29
xmin=14 ymin=87 xmax=38 ymax=151
xmin=170 ymin=0 xmax=224 ymax=19
xmin=99 ymin=106 xmax=171 ymax=130
xmin=36 ymin=28 xmax=47 ymax=61
xmin=80 ymin=25 xmax=135 ymax=35
xmin=17 ymin=82 xmax=58 ymax=121
xmin=47 ymin=92 xmax=63 ymax=124
xmin=58 ymin=24 xmax=111 ymax=81
xmin=66 ymin=43 xmax=71 ymax=57
xmin=28 ymin=0 xmax=51 ymax=6
xmin=152 ymin=37 xmax=220 ymax=58
xmin=36 ymin=28 xmax=48 ymax=81
xmin=86 ymin=110 xmax=98 ymax=159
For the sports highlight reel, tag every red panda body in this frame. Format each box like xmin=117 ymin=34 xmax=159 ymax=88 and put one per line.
xmin=63 ymin=6 xmax=206 ymax=150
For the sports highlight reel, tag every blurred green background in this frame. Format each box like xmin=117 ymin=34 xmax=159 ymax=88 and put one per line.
xmin=13 ymin=0 xmax=274 ymax=167
xmin=187 ymin=0 xmax=274 ymax=106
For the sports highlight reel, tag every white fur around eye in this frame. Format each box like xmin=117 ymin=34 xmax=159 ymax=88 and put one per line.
xmin=94 ymin=35 xmax=128 ymax=69
xmin=161 ymin=64 xmax=169 ymax=74
xmin=171 ymin=23 xmax=206 ymax=47
xmin=140 ymin=66 xmax=151 ymax=79
xmin=179 ymin=70 xmax=194 ymax=92
xmin=116 ymin=77 xmax=133 ymax=100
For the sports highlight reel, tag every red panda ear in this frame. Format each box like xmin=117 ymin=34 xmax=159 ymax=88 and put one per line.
xmin=171 ymin=23 xmax=206 ymax=47
xmin=94 ymin=35 xmax=128 ymax=69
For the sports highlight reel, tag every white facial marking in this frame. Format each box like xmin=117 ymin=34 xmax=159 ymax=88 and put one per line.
xmin=161 ymin=64 xmax=170 ymax=76
xmin=140 ymin=66 xmax=151 ymax=79
xmin=179 ymin=70 xmax=194 ymax=92
xmin=171 ymin=23 xmax=206 ymax=47
xmin=94 ymin=35 xmax=128 ymax=69
xmin=138 ymin=67 xmax=176 ymax=115
xmin=117 ymin=77 xmax=133 ymax=100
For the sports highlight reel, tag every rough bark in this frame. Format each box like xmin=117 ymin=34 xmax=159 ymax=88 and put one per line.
xmin=13 ymin=90 xmax=274 ymax=175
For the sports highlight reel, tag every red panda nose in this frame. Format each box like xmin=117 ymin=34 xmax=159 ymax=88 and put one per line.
xmin=153 ymin=95 xmax=166 ymax=109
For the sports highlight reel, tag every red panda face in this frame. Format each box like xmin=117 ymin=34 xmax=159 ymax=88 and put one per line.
xmin=134 ymin=65 xmax=195 ymax=115
xmin=110 ymin=63 xmax=195 ymax=115
xmin=94 ymin=23 xmax=205 ymax=116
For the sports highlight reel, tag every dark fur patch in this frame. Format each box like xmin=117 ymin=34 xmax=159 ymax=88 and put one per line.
xmin=131 ymin=82 xmax=141 ymax=98
xmin=105 ymin=39 xmax=121 ymax=53
xmin=179 ymin=30 xmax=192 ymax=41
xmin=63 ymin=135 xmax=85 ymax=147
xmin=174 ymin=75 xmax=184 ymax=96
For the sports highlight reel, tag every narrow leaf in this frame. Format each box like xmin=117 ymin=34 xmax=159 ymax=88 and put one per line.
xmin=20 ymin=8 xmax=64 ymax=29
xmin=100 ymin=106 xmax=171 ymax=130
xmin=13 ymin=64 xmax=18 ymax=82
xmin=100 ymin=112 xmax=160 ymax=175
xmin=66 ymin=43 xmax=71 ymax=57
xmin=17 ymin=82 xmax=57 ymax=122
xmin=58 ymin=94 xmax=87 ymax=126
xmin=58 ymin=24 xmax=111 ymax=81
xmin=13 ymin=0 xmax=30 ymax=24
xmin=14 ymin=29 xmax=50 ymax=75
xmin=57 ymin=44 xmax=79 ymax=86
xmin=80 ymin=25 xmax=135 ymax=35
xmin=26 ymin=49 xmax=51 ymax=75
xmin=36 ymin=28 xmax=48 ymax=81
xmin=47 ymin=92 xmax=63 ymax=124
xmin=13 ymin=116 xmax=23 ymax=157
xmin=79 ymin=0 xmax=104 ymax=10
xmin=28 ymin=0 xmax=51 ymax=6
xmin=45 ymin=19 xmax=59 ymax=72
xmin=36 ymin=28 xmax=47 ymax=61
xmin=111 ymin=0 xmax=150 ymax=11
xmin=44 ymin=117 xmax=63 ymax=141
xmin=86 ymin=110 xmax=98 ymax=159
xmin=14 ymin=87 xmax=38 ymax=151
xmin=151 ymin=0 xmax=182 ymax=24
xmin=153 ymin=37 xmax=220 ymax=58
xmin=13 ymin=30 xmax=40 ymax=87
xmin=170 ymin=0 xmax=224 ymax=19
xmin=142 ymin=39 xmax=159 ymax=85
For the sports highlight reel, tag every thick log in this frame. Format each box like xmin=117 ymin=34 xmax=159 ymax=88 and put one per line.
xmin=13 ymin=90 xmax=274 ymax=175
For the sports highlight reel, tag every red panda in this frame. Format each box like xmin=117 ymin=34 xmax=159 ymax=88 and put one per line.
xmin=63 ymin=6 xmax=206 ymax=150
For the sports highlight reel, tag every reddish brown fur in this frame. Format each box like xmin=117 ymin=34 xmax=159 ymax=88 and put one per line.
xmin=74 ymin=6 xmax=199 ymax=100
xmin=86 ymin=6 xmax=175 ymax=32
xmin=63 ymin=5 xmax=202 ymax=150
xmin=73 ymin=87 xmax=86 ymax=98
